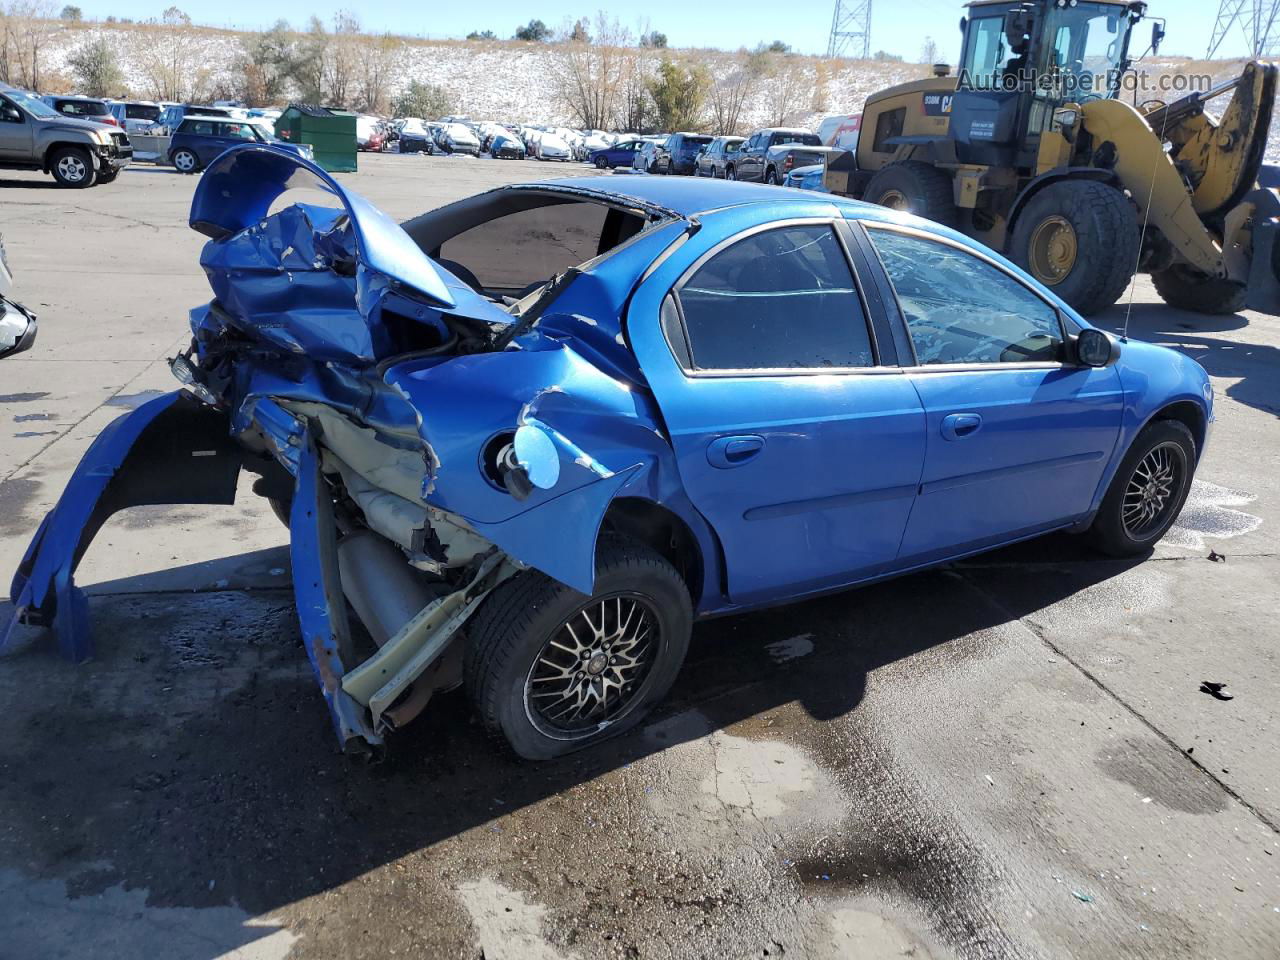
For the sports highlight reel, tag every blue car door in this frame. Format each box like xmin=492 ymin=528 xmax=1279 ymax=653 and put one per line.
xmin=627 ymin=209 xmax=925 ymax=606
xmin=857 ymin=222 xmax=1124 ymax=562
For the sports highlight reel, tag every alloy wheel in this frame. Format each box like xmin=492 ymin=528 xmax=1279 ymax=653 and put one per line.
xmin=523 ymin=593 xmax=660 ymax=739
xmin=174 ymin=151 xmax=196 ymax=173
xmin=1122 ymin=441 xmax=1184 ymax=539
xmin=57 ymin=154 xmax=87 ymax=183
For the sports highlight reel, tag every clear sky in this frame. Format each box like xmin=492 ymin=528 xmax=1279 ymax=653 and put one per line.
xmin=75 ymin=0 xmax=1255 ymax=61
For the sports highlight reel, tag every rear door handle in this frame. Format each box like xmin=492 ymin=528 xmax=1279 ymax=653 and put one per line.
xmin=707 ymin=435 xmax=765 ymax=468
xmin=940 ymin=413 xmax=983 ymax=441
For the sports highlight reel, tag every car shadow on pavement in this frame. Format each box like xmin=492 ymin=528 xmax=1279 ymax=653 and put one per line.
xmin=0 ymin=533 xmax=1143 ymax=925
xmin=1095 ymin=304 xmax=1280 ymax=418
xmin=0 ymin=177 xmax=59 ymax=190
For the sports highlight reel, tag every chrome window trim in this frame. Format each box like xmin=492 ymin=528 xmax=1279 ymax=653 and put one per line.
xmin=667 ymin=216 xmax=894 ymax=377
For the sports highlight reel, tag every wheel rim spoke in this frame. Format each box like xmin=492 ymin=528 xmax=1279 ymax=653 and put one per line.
xmin=524 ymin=593 xmax=661 ymax=738
xmin=1121 ymin=442 xmax=1184 ymax=538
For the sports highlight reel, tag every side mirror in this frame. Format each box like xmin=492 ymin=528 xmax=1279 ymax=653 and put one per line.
xmin=1075 ymin=328 xmax=1120 ymax=368
xmin=0 ymin=297 xmax=38 ymax=359
xmin=1 ymin=105 xmax=22 ymax=123
xmin=959 ymin=16 xmax=967 ymax=37
xmin=1151 ymin=22 xmax=1166 ymax=55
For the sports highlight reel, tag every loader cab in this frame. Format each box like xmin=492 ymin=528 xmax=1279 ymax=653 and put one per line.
xmin=954 ymin=0 xmax=1141 ymax=169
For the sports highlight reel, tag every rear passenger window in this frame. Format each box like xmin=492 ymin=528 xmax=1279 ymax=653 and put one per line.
xmin=676 ymin=225 xmax=874 ymax=370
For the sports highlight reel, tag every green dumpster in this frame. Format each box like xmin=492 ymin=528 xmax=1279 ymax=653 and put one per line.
xmin=274 ymin=103 xmax=357 ymax=173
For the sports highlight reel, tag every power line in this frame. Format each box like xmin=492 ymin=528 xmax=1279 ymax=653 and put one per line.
xmin=1207 ymin=0 xmax=1280 ymax=58
xmin=827 ymin=0 xmax=873 ymax=59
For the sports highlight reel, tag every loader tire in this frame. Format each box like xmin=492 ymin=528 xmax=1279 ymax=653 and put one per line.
xmin=1151 ymin=264 xmax=1248 ymax=315
xmin=1011 ymin=180 xmax=1138 ymax=316
xmin=863 ymin=161 xmax=958 ymax=227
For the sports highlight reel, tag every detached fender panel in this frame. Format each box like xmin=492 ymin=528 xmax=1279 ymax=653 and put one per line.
xmin=4 ymin=391 xmax=241 ymax=662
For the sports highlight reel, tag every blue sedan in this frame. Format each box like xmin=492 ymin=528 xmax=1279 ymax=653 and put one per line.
xmin=588 ymin=138 xmax=645 ymax=169
xmin=5 ymin=147 xmax=1211 ymax=760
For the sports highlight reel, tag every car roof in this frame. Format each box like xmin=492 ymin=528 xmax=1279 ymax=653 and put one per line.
xmin=536 ymin=176 xmax=840 ymax=217
xmin=48 ymin=94 xmax=105 ymax=102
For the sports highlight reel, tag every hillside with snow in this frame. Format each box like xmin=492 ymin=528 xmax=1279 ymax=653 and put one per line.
xmin=30 ymin=22 xmax=1280 ymax=160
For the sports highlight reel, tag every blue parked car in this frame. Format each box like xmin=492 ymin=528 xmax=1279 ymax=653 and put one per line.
xmin=589 ymin=138 xmax=645 ymax=169
xmin=168 ymin=116 xmax=312 ymax=173
xmin=784 ymin=162 xmax=827 ymax=192
xmin=5 ymin=146 xmax=1211 ymax=761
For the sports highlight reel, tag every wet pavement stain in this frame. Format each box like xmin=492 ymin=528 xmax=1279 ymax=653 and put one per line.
xmin=0 ymin=476 xmax=41 ymax=537
xmin=0 ymin=392 xmax=50 ymax=403
xmin=105 ymin=389 xmax=169 ymax=409
xmin=12 ymin=412 xmax=52 ymax=422
xmin=1096 ymin=737 xmax=1228 ymax=815
xmin=1165 ymin=480 xmax=1263 ymax=550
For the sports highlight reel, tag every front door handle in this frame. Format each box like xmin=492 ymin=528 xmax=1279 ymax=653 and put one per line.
xmin=940 ymin=413 xmax=983 ymax=441
xmin=707 ymin=435 xmax=765 ymax=469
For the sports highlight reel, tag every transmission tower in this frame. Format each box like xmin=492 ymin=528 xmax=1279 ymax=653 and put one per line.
xmin=827 ymin=0 xmax=873 ymax=59
xmin=1207 ymin=0 xmax=1280 ymax=58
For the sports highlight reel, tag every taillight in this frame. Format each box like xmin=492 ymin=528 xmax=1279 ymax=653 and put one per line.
xmin=101 ymin=116 xmax=119 ymax=126
xmin=783 ymin=155 xmax=794 ymax=172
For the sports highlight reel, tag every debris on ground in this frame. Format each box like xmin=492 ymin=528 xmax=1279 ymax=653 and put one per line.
xmin=1072 ymin=891 xmax=1095 ymax=904
xmin=1207 ymin=550 xmax=1226 ymax=562
xmin=1200 ymin=681 xmax=1235 ymax=701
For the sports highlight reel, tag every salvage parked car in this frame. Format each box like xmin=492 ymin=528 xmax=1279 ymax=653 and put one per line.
xmin=0 ymin=233 xmax=37 ymax=358
xmin=589 ymin=138 xmax=644 ymax=169
xmin=169 ymin=117 xmax=312 ymax=172
xmin=396 ymin=118 xmax=437 ymax=154
xmin=155 ymin=103 xmax=234 ymax=135
xmin=694 ymin=135 xmax=744 ymax=178
xmin=633 ymin=139 xmax=662 ymax=173
xmin=729 ymin=127 xmax=822 ymax=183
xmin=41 ymin=95 xmax=118 ymax=127
xmin=108 ymin=100 xmax=162 ymax=134
xmin=488 ymin=133 xmax=526 ymax=159
xmin=0 ymin=83 xmax=132 ymax=186
xmin=4 ymin=146 xmax=1212 ymax=762
xmin=437 ymin=121 xmax=481 ymax=156
xmin=655 ymin=132 xmax=713 ymax=175
xmin=783 ymin=162 xmax=828 ymax=192
xmin=533 ymin=132 xmax=573 ymax=161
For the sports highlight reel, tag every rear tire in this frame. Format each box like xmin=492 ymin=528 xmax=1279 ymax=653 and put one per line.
xmin=594 ymin=155 xmax=609 ymax=169
xmin=1087 ymin=420 xmax=1196 ymax=557
xmin=172 ymin=149 xmax=200 ymax=174
xmin=465 ymin=539 xmax=692 ymax=760
xmin=1151 ymin=264 xmax=1248 ymax=315
xmin=863 ymin=160 xmax=957 ymax=226
xmin=725 ymin=164 xmax=736 ymax=180
xmin=1011 ymin=180 xmax=1138 ymax=316
xmin=50 ymin=147 xmax=95 ymax=188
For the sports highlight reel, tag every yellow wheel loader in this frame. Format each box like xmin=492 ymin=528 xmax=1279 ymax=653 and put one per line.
xmin=824 ymin=0 xmax=1280 ymax=317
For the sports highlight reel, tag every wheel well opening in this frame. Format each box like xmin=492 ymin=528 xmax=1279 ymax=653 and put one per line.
xmin=601 ymin=498 xmax=702 ymax=602
xmin=1153 ymin=400 xmax=1206 ymax=457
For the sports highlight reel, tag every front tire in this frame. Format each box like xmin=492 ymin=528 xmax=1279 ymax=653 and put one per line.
xmin=594 ymin=155 xmax=609 ymax=169
xmin=50 ymin=147 xmax=95 ymax=187
xmin=1088 ymin=420 xmax=1196 ymax=556
xmin=863 ymin=160 xmax=956 ymax=226
xmin=765 ymin=167 xmax=779 ymax=185
xmin=465 ymin=540 xmax=692 ymax=760
xmin=1011 ymin=180 xmax=1139 ymax=316
xmin=1151 ymin=264 xmax=1248 ymax=315
xmin=96 ymin=168 xmax=119 ymax=184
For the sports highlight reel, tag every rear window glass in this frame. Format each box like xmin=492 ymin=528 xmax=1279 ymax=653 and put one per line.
xmin=683 ymin=136 xmax=712 ymax=146
xmin=58 ymin=100 xmax=108 ymax=116
xmin=126 ymin=104 xmax=161 ymax=121
xmin=180 ymin=119 xmax=216 ymax=135
xmin=676 ymin=225 xmax=874 ymax=370
xmin=771 ymin=132 xmax=821 ymax=146
xmin=440 ymin=201 xmax=611 ymax=294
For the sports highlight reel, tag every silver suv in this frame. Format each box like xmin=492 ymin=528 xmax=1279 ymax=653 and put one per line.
xmin=0 ymin=84 xmax=132 ymax=187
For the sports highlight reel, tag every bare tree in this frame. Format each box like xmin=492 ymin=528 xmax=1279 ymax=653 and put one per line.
xmin=1 ymin=0 xmax=56 ymax=90
xmin=292 ymin=16 xmax=329 ymax=103
xmin=759 ymin=53 xmax=809 ymax=127
xmin=554 ymin=13 xmax=633 ymax=130
xmin=615 ymin=48 xmax=652 ymax=131
xmin=356 ymin=33 xmax=398 ymax=113
xmin=921 ymin=36 xmax=939 ymax=65
xmin=137 ymin=7 xmax=211 ymax=101
xmin=708 ymin=49 xmax=767 ymax=135
xmin=236 ymin=20 xmax=294 ymax=106
xmin=324 ymin=10 xmax=361 ymax=107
